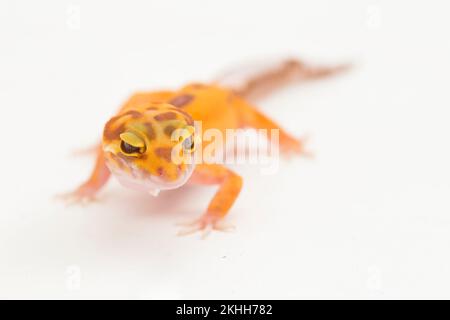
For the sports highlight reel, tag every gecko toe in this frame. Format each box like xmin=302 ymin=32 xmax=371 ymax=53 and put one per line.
xmin=176 ymin=215 xmax=233 ymax=238
xmin=55 ymin=188 xmax=98 ymax=207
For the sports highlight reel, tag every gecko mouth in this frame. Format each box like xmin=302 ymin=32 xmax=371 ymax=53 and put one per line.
xmin=104 ymin=151 xmax=195 ymax=193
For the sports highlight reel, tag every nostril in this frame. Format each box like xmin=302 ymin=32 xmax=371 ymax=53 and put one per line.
xmin=156 ymin=167 xmax=165 ymax=177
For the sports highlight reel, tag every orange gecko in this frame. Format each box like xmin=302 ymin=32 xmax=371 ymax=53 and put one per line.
xmin=61 ymin=58 xmax=348 ymax=236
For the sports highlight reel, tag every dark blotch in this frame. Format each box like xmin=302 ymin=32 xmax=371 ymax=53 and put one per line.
xmin=154 ymin=112 xmax=177 ymax=121
xmin=168 ymin=94 xmax=194 ymax=108
xmin=169 ymin=107 xmax=194 ymax=126
xmin=144 ymin=123 xmax=156 ymax=140
xmin=164 ymin=125 xmax=176 ymax=137
xmin=122 ymin=110 xmax=142 ymax=118
xmin=104 ymin=117 xmax=125 ymax=140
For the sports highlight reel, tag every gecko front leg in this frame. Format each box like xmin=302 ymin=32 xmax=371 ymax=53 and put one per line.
xmin=58 ymin=146 xmax=111 ymax=204
xmin=177 ymin=164 xmax=243 ymax=237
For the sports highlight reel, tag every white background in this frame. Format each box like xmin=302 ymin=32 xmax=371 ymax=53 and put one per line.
xmin=1 ymin=0 xmax=450 ymax=299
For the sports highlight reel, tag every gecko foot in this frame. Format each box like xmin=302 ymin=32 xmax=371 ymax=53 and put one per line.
xmin=55 ymin=186 xmax=99 ymax=206
xmin=176 ymin=215 xmax=235 ymax=239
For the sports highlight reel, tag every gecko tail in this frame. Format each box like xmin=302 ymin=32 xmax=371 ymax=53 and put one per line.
xmin=214 ymin=57 xmax=351 ymax=102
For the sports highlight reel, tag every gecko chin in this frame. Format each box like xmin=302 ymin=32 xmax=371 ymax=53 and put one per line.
xmin=104 ymin=151 xmax=195 ymax=196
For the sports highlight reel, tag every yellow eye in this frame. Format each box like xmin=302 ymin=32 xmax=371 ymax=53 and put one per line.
xmin=119 ymin=132 xmax=146 ymax=155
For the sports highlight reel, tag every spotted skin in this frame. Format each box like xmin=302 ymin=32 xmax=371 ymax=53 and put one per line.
xmin=102 ymin=103 xmax=194 ymax=183
xmin=61 ymin=58 xmax=349 ymax=236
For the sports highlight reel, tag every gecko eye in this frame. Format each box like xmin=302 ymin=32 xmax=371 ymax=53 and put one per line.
xmin=119 ymin=132 xmax=146 ymax=155
xmin=120 ymin=141 xmax=143 ymax=154
xmin=182 ymin=136 xmax=195 ymax=152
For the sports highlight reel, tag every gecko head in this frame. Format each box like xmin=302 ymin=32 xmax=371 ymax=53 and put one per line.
xmin=102 ymin=103 xmax=197 ymax=196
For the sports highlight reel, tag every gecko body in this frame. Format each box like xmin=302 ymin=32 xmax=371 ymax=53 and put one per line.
xmin=62 ymin=59 xmax=348 ymax=235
